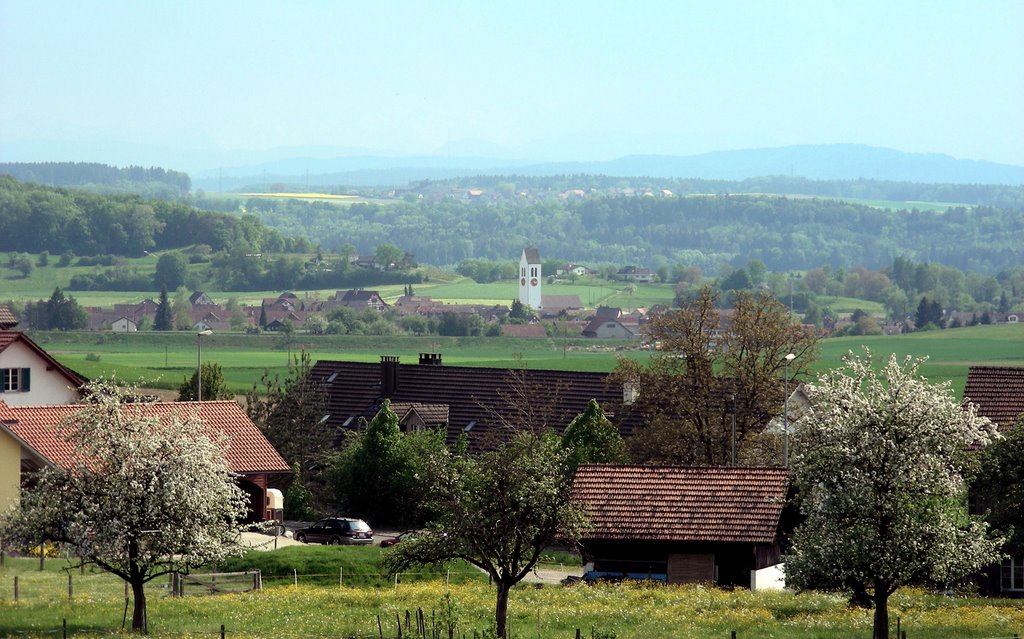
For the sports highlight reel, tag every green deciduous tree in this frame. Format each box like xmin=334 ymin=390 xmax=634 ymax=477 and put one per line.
xmin=177 ymin=362 xmax=234 ymax=402
xmin=172 ymin=286 xmax=193 ymax=330
xmin=561 ymin=399 xmax=629 ymax=471
xmin=154 ymin=251 xmax=189 ymax=290
xmin=785 ymin=351 xmax=1003 ymax=639
xmin=330 ymin=399 xmax=446 ymax=525
xmin=0 ymin=380 xmax=248 ymax=632
xmin=383 ymin=432 xmax=588 ymax=639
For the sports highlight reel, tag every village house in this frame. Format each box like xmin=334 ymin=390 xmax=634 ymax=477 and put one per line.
xmin=334 ymin=289 xmax=388 ymax=311
xmin=0 ymin=331 xmax=87 ymax=406
xmin=572 ymin=465 xmax=790 ymax=589
xmin=0 ymin=400 xmax=290 ymax=523
xmin=615 ymin=266 xmax=656 ymax=284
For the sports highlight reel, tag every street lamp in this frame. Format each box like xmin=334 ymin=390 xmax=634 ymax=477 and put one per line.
xmin=196 ymin=329 xmax=212 ymax=402
xmin=783 ymin=352 xmax=796 ymax=467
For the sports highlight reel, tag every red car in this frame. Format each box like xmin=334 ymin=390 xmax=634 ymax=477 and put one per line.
xmin=379 ymin=530 xmax=419 ymax=547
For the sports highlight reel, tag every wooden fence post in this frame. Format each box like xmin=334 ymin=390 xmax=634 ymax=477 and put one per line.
xmin=13 ymin=575 xmax=18 ymax=602
xmin=39 ymin=544 xmax=44 ymax=571
xmin=68 ymin=573 xmax=72 ymax=600
xmin=62 ymin=619 xmax=67 ymax=639
xmin=220 ymin=624 xmax=225 ymax=639
xmin=731 ymin=632 xmax=737 ymax=639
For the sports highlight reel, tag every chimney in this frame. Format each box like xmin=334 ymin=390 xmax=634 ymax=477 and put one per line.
xmin=380 ymin=356 xmax=400 ymax=396
xmin=418 ymin=353 xmax=442 ymax=366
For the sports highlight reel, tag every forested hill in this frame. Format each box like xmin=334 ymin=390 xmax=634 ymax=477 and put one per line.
xmin=0 ymin=162 xmax=190 ymax=198
xmin=0 ymin=176 xmax=296 ymax=257
xmin=243 ymin=194 xmax=1024 ymax=274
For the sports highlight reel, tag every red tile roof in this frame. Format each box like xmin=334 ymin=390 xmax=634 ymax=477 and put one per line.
xmin=0 ymin=306 xmax=18 ymax=329
xmin=572 ymin=465 xmax=789 ymax=544
xmin=0 ymin=331 xmax=88 ymax=388
xmin=500 ymin=324 xmax=548 ymax=338
xmin=964 ymin=366 xmax=1024 ymax=430
xmin=0 ymin=400 xmax=289 ymax=474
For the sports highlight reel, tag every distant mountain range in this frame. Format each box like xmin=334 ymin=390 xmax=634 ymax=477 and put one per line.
xmin=3 ymin=139 xmax=1022 ymax=187
xmin=191 ymin=144 xmax=1024 ymax=190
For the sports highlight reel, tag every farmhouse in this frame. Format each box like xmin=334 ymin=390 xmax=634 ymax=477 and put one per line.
xmin=572 ymin=465 xmax=790 ymax=589
xmin=0 ymin=400 xmax=289 ymax=522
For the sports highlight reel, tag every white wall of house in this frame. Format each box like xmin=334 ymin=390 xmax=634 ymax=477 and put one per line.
xmin=751 ymin=563 xmax=787 ymax=591
xmin=111 ymin=317 xmax=138 ymax=332
xmin=0 ymin=340 xmax=81 ymax=406
xmin=595 ymin=321 xmax=636 ymax=339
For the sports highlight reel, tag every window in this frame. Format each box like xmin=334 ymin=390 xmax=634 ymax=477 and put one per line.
xmin=1002 ymin=556 xmax=1024 ymax=591
xmin=1 ymin=368 xmax=30 ymax=392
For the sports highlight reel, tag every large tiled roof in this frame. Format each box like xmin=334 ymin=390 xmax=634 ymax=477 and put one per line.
xmin=0 ymin=400 xmax=289 ymax=474
xmin=572 ymin=465 xmax=789 ymax=544
xmin=0 ymin=331 xmax=88 ymax=388
xmin=311 ymin=358 xmax=638 ymax=446
xmin=964 ymin=366 xmax=1024 ymax=429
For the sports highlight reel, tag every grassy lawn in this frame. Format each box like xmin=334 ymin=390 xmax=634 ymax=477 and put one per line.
xmin=1 ymin=554 xmax=1022 ymax=638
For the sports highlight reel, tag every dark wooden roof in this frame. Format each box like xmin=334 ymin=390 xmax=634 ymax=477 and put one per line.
xmin=573 ymin=465 xmax=789 ymax=544
xmin=964 ymin=366 xmax=1024 ymax=430
xmin=311 ymin=357 xmax=638 ymax=446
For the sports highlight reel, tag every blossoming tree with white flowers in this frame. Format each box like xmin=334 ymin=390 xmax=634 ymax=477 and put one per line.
xmin=1 ymin=380 xmax=248 ymax=632
xmin=785 ymin=351 xmax=1003 ymax=639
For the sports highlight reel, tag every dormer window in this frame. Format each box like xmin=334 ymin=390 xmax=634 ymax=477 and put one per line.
xmin=2 ymin=368 xmax=30 ymax=392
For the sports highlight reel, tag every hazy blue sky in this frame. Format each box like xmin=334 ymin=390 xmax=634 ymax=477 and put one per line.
xmin=2 ymin=0 xmax=1022 ymax=166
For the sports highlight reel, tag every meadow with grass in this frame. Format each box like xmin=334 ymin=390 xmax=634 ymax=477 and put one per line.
xmin=25 ymin=322 xmax=1024 ymax=399
xmin=1 ymin=552 xmax=1022 ymax=638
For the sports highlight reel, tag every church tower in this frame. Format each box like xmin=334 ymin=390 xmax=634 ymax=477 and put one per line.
xmin=518 ymin=248 xmax=542 ymax=310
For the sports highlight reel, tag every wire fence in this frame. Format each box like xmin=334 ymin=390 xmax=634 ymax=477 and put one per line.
xmin=0 ymin=566 xmax=490 ymax=605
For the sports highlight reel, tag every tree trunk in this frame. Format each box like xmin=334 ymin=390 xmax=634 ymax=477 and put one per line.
xmin=873 ymin=588 xmax=889 ymax=639
xmin=131 ymin=578 xmax=147 ymax=632
xmin=495 ymin=581 xmax=511 ymax=639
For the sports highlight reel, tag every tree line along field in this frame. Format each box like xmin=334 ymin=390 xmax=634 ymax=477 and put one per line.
xmin=26 ymin=322 xmax=1024 ymax=399
xmin=2 ymin=555 xmax=1023 ymax=638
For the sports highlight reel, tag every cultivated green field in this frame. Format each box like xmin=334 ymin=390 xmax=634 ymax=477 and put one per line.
xmin=25 ymin=322 xmax=1024 ymax=399
xmin=1 ymin=554 xmax=1022 ymax=638
xmin=1 ymin=254 xmax=673 ymax=311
